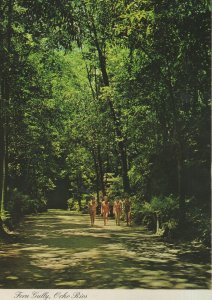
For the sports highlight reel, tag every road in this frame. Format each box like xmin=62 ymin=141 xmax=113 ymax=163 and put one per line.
xmin=0 ymin=209 xmax=211 ymax=289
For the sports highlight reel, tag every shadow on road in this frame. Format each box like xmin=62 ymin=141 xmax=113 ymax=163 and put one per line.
xmin=0 ymin=209 xmax=211 ymax=289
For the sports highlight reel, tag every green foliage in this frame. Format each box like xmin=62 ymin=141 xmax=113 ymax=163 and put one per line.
xmin=105 ymin=174 xmax=123 ymax=200
xmin=141 ymin=195 xmax=179 ymax=217
xmin=4 ymin=189 xmax=47 ymax=229
xmin=67 ymin=195 xmax=88 ymax=213
xmin=130 ymin=195 xmax=143 ymax=225
xmin=151 ymin=195 xmax=179 ymax=217
xmin=0 ymin=210 xmax=11 ymax=223
xmin=138 ymin=195 xmax=179 ymax=233
xmin=0 ymin=0 xmax=210 ymax=246
xmin=67 ymin=198 xmax=80 ymax=211
xmin=186 ymin=200 xmax=211 ymax=246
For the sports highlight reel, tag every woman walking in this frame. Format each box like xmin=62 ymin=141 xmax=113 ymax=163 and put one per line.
xmin=124 ymin=197 xmax=131 ymax=226
xmin=113 ymin=198 xmax=122 ymax=226
xmin=101 ymin=196 xmax=110 ymax=225
xmin=88 ymin=196 xmax=97 ymax=226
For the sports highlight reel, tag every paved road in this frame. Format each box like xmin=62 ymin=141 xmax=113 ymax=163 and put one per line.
xmin=0 ymin=210 xmax=211 ymax=289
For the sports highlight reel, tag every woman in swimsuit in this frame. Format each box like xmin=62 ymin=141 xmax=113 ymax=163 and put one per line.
xmin=101 ymin=196 xmax=110 ymax=225
xmin=88 ymin=197 xmax=97 ymax=226
xmin=113 ymin=198 xmax=122 ymax=226
xmin=124 ymin=198 xmax=131 ymax=226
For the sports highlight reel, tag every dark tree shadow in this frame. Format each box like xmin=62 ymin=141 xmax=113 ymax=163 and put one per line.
xmin=0 ymin=209 xmax=210 ymax=289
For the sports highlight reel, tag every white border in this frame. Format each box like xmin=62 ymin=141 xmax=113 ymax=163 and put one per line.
xmin=0 ymin=289 xmax=212 ymax=300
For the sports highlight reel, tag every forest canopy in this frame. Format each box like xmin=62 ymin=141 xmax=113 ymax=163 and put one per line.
xmin=0 ymin=0 xmax=210 ymax=244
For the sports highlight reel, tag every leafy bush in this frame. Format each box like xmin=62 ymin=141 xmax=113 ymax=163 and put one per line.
xmin=186 ymin=200 xmax=211 ymax=246
xmin=139 ymin=201 xmax=155 ymax=229
xmin=139 ymin=195 xmax=180 ymax=233
xmin=5 ymin=188 xmax=47 ymax=227
xmin=131 ymin=195 xmax=144 ymax=225
xmin=162 ymin=219 xmax=179 ymax=239
xmin=105 ymin=174 xmax=123 ymax=200
xmin=67 ymin=194 xmax=95 ymax=213
xmin=138 ymin=195 xmax=210 ymax=246
xmin=67 ymin=198 xmax=80 ymax=211
xmin=150 ymin=195 xmax=179 ymax=218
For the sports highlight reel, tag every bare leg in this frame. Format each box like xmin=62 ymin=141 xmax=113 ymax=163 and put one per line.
xmin=128 ymin=212 xmax=131 ymax=226
xmin=117 ymin=212 xmax=121 ymax=225
xmin=115 ymin=212 xmax=118 ymax=225
xmin=126 ymin=212 xmax=129 ymax=226
xmin=93 ymin=212 xmax=96 ymax=226
xmin=103 ymin=212 xmax=106 ymax=225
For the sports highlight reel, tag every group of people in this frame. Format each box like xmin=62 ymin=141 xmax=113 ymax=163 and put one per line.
xmin=88 ymin=195 xmax=131 ymax=227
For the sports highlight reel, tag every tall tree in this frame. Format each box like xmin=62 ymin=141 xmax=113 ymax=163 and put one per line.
xmin=73 ymin=0 xmax=131 ymax=193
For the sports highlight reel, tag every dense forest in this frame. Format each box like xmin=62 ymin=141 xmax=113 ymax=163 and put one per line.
xmin=0 ymin=0 xmax=210 ymax=245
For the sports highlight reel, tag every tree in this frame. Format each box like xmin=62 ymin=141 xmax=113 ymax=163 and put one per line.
xmin=73 ymin=0 xmax=131 ymax=193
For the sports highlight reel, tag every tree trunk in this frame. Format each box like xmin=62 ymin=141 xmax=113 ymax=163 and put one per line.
xmin=92 ymin=148 xmax=100 ymax=203
xmin=0 ymin=0 xmax=13 ymax=235
xmin=97 ymin=145 xmax=106 ymax=196
xmin=118 ymin=140 xmax=130 ymax=193
xmin=156 ymin=212 xmax=160 ymax=234
xmin=76 ymin=172 xmax=83 ymax=210
xmin=90 ymin=20 xmax=130 ymax=193
xmin=0 ymin=78 xmax=5 ymax=231
xmin=167 ymin=77 xmax=185 ymax=226
xmin=176 ymin=142 xmax=185 ymax=226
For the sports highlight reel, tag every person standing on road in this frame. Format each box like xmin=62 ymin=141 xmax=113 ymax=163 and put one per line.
xmin=88 ymin=196 xmax=97 ymax=226
xmin=113 ymin=198 xmax=122 ymax=226
xmin=124 ymin=197 xmax=131 ymax=226
xmin=101 ymin=196 xmax=110 ymax=225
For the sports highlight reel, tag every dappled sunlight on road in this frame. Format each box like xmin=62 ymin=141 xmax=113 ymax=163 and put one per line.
xmin=0 ymin=209 xmax=211 ymax=289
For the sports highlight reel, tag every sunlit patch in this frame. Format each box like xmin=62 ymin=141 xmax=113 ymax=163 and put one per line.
xmin=55 ymin=279 xmax=87 ymax=287
xmin=5 ymin=276 xmax=18 ymax=280
xmin=21 ymin=246 xmax=49 ymax=251
xmin=149 ymin=280 xmax=174 ymax=288
xmin=0 ymin=209 xmax=210 ymax=289
xmin=29 ymin=246 xmax=102 ymax=270
xmin=0 ymin=249 xmax=21 ymax=257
